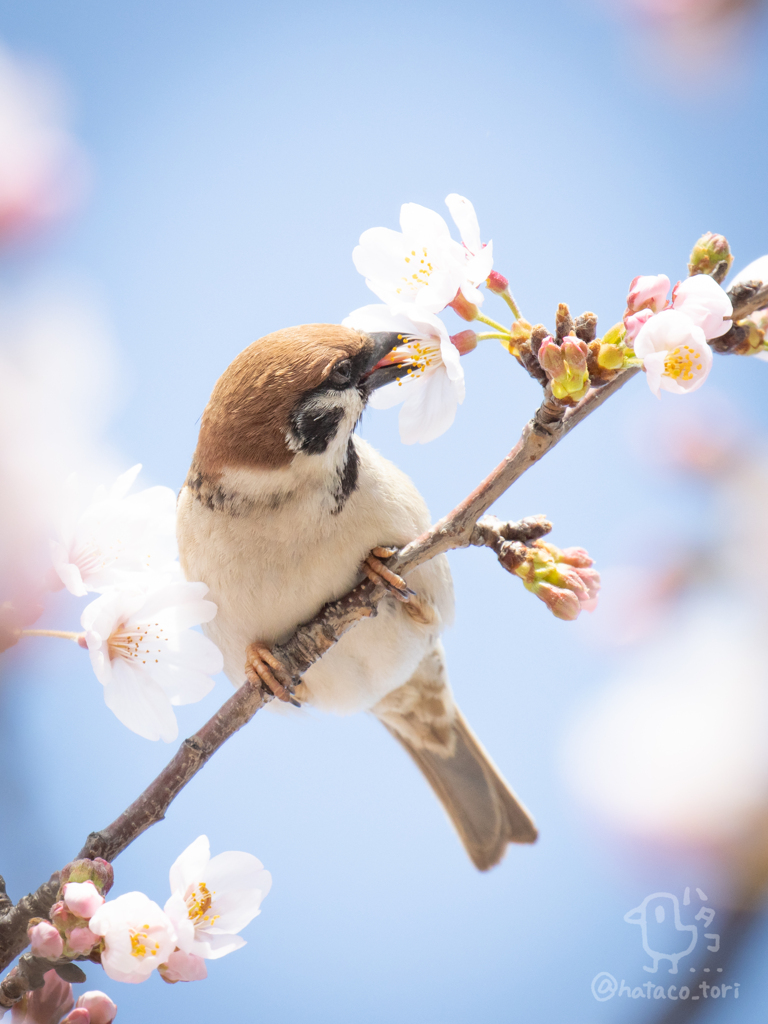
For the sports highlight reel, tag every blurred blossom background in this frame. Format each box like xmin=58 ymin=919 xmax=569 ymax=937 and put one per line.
xmin=1 ymin=0 xmax=768 ymax=1021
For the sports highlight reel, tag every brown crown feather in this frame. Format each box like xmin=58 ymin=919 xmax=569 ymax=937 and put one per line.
xmin=193 ymin=324 xmax=371 ymax=475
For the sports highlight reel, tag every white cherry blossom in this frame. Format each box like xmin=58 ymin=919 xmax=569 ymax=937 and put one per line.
xmin=672 ymin=274 xmax=732 ymax=339
xmin=163 ymin=835 xmax=271 ymax=960
xmin=352 ymin=196 xmax=493 ymax=316
xmin=81 ymin=580 xmax=223 ymax=742
xmin=88 ymin=892 xmax=177 ymax=984
xmin=344 ymin=304 xmax=465 ymax=444
xmin=353 ymin=203 xmax=462 ymax=314
xmin=634 ymin=309 xmax=713 ymax=397
xmin=51 ymin=464 xmax=180 ymax=596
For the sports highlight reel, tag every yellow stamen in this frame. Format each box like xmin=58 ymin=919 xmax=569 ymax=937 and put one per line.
xmin=664 ymin=344 xmax=701 ymax=382
xmin=186 ymin=882 xmax=220 ymax=926
xmin=108 ymin=621 xmax=168 ymax=663
xmin=130 ymin=927 xmax=160 ymax=959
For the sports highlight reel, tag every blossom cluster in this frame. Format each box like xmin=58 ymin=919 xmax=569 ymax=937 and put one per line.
xmin=27 ymin=838 xmax=269 ymax=998
xmin=50 ymin=465 xmax=223 ymax=741
xmin=623 ymin=273 xmax=732 ymax=396
xmin=345 ymin=194 xmax=500 ymax=445
xmin=346 ymin=200 xmax=766 ymax=448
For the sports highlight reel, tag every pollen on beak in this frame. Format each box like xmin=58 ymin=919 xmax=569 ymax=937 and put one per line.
xmin=361 ymin=331 xmax=417 ymax=391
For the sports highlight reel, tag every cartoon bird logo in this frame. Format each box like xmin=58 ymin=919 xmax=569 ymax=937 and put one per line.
xmin=624 ymin=893 xmax=697 ymax=974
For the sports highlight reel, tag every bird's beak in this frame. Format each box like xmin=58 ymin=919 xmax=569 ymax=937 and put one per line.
xmin=360 ymin=332 xmax=416 ymax=391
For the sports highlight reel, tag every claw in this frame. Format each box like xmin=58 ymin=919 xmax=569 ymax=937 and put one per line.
xmin=245 ymin=642 xmax=301 ymax=706
xmin=363 ymin=547 xmax=415 ymax=602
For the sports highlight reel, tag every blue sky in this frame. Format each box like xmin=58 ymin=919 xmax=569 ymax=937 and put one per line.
xmin=1 ymin=1 xmax=768 ymax=1021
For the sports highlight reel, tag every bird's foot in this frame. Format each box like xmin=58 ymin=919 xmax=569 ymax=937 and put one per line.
xmin=362 ymin=547 xmax=415 ymax=603
xmin=245 ymin=642 xmax=301 ymax=707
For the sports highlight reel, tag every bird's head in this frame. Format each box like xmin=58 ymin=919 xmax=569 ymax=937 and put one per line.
xmin=194 ymin=324 xmax=413 ymax=475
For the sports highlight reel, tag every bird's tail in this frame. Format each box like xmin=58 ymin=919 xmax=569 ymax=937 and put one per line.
xmin=381 ymin=708 xmax=537 ymax=870
xmin=374 ymin=646 xmax=537 ymax=870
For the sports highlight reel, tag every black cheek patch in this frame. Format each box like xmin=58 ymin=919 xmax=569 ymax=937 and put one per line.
xmin=289 ymin=403 xmax=345 ymax=455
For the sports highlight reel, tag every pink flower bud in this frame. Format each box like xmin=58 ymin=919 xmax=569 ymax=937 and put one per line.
xmin=28 ymin=920 xmax=64 ymax=959
xmin=486 ymin=270 xmax=509 ymax=294
xmin=535 ymin=583 xmax=581 ymax=621
xmin=50 ymin=901 xmax=78 ymax=931
xmin=448 ymin=290 xmax=479 ymax=322
xmin=537 ymin=336 xmax=565 ymax=377
xmin=626 ymin=274 xmax=670 ymax=315
xmin=557 ymin=546 xmax=594 ymax=568
xmin=450 ymin=330 xmax=478 ymax=356
xmin=561 ymin=337 xmax=588 ymax=374
xmin=158 ymin=950 xmax=208 ymax=984
xmin=67 ymin=926 xmax=100 ymax=954
xmin=91 ymin=859 xmax=114 ymax=896
xmin=61 ymin=1010 xmax=91 ymax=1024
xmin=573 ymin=566 xmax=601 ymax=609
xmin=13 ymin=970 xmax=74 ymax=1024
xmin=688 ymin=232 xmax=732 ymax=279
xmin=557 ymin=566 xmax=591 ymax=603
xmin=58 ymin=858 xmax=114 ymax=896
xmin=75 ymin=992 xmax=117 ymax=1024
xmin=63 ymin=881 xmax=104 ymax=920
xmin=624 ymin=307 xmax=654 ymax=341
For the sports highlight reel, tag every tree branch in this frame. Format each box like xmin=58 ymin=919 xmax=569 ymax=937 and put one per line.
xmin=2 ymin=278 xmax=759 ymax=983
xmin=8 ymin=278 xmax=762 ymax=986
xmin=0 ymin=367 xmax=639 ymax=980
xmin=0 ymin=875 xmax=60 ymax=979
xmin=274 ymin=366 xmax=639 ymax=678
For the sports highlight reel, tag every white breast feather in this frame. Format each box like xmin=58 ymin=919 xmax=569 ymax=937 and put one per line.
xmin=177 ymin=438 xmax=453 ymax=715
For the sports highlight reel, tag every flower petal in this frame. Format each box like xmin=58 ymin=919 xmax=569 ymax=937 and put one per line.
xmin=398 ymin=202 xmax=452 ymax=243
xmin=640 ymin=351 xmax=665 ymax=398
xmin=673 ymin=275 xmax=732 ymax=340
xmin=204 ymin=851 xmax=272 ymax=895
xmin=463 ymin=243 xmax=494 ymax=290
xmin=439 ymin=335 xmax=464 ymax=383
xmin=126 ymin=581 xmax=213 ymax=627
xmin=367 ymin=378 xmax=407 ymax=410
xmin=109 ymin=463 xmax=142 ymax=501
xmin=163 ymin=891 xmax=197 ymax=953
xmin=192 ymin=931 xmax=247 ymax=960
xmin=398 ymin=370 xmax=462 ymax=444
xmin=169 ymin=836 xmax=211 ymax=897
xmin=103 ymin=659 xmax=178 ymax=742
xmin=445 ymin=194 xmax=482 ymax=254
xmin=634 ymin=309 xmax=694 ymax=357
xmin=152 ymin=664 xmax=216 ymax=706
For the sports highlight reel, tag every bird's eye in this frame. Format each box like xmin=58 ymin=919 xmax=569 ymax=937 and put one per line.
xmin=328 ymin=358 xmax=353 ymax=388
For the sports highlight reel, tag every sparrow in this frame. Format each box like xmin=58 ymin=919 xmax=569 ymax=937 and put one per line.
xmin=176 ymin=324 xmax=537 ymax=870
